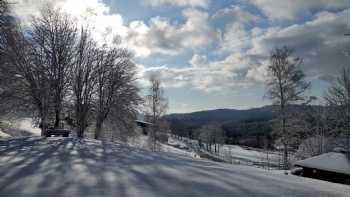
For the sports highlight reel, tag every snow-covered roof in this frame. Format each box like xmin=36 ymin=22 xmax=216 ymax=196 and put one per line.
xmin=294 ymin=152 xmax=350 ymax=175
xmin=135 ymin=120 xmax=153 ymax=127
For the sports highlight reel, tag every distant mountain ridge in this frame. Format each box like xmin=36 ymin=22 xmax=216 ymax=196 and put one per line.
xmin=165 ymin=105 xmax=274 ymax=126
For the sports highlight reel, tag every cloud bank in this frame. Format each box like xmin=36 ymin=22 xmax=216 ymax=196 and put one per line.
xmin=9 ymin=0 xmax=350 ymax=93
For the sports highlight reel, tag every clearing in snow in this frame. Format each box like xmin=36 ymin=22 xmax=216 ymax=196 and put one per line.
xmin=0 ymin=137 xmax=350 ymax=197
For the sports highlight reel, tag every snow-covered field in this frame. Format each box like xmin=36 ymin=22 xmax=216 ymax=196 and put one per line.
xmin=1 ymin=137 xmax=350 ymax=197
xmin=219 ymin=145 xmax=280 ymax=167
xmin=169 ymin=137 xmax=281 ymax=168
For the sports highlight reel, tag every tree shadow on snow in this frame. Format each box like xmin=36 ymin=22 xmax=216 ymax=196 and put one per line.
xmin=0 ymin=138 xmax=348 ymax=197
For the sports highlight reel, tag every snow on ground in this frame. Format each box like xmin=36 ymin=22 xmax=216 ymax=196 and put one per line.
xmin=159 ymin=143 xmax=197 ymax=158
xmin=127 ymin=135 xmax=150 ymax=149
xmin=0 ymin=118 xmax=41 ymax=138
xmin=220 ymin=145 xmax=280 ymax=166
xmin=15 ymin=118 xmax=41 ymax=136
xmin=167 ymin=137 xmax=188 ymax=148
xmin=163 ymin=137 xmax=197 ymax=157
xmin=173 ymin=136 xmax=281 ymax=168
xmin=128 ymin=135 xmax=197 ymax=158
xmin=0 ymin=129 xmax=10 ymax=138
xmin=1 ymin=137 xmax=350 ymax=197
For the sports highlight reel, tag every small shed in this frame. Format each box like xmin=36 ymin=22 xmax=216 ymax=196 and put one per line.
xmin=293 ymin=149 xmax=350 ymax=184
xmin=135 ymin=120 xmax=153 ymax=135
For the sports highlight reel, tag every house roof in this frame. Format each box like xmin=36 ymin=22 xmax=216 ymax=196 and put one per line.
xmin=294 ymin=151 xmax=350 ymax=176
xmin=135 ymin=120 xmax=153 ymax=127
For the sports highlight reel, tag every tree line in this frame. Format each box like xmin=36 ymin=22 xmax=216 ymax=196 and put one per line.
xmin=0 ymin=3 xmax=143 ymax=139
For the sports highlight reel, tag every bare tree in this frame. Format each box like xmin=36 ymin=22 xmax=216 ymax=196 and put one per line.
xmin=101 ymin=72 xmax=141 ymax=142
xmin=0 ymin=23 xmax=52 ymax=135
xmin=325 ymin=67 xmax=350 ymax=108
xmin=146 ymin=75 xmax=168 ymax=151
xmin=107 ymin=82 xmax=141 ymax=139
xmin=94 ymin=47 xmax=137 ymax=140
xmin=213 ymin=123 xmax=225 ymax=154
xmin=0 ymin=0 xmax=13 ymax=87
xmin=325 ymin=67 xmax=350 ymax=138
xmin=0 ymin=0 xmax=15 ymax=115
xmin=198 ymin=123 xmax=224 ymax=154
xmin=199 ymin=125 xmax=212 ymax=151
xmin=30 ymin=6 xmax=77 ymax=128
xmin=1 ymin=6 xmax=79 ymax=135
xmin=71 ymin=28 xmax=97 ymax=137
xmin=0 ymin=0 xmax=9 ymax=27
xmin=1 ymin=4 xmax=141 ymax=138
xmin=265 ymin=46 xmax=310 ymax=169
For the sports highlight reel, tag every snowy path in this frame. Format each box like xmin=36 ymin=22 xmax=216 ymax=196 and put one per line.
xmin=0 ymin=137 xmax=350 ymax=197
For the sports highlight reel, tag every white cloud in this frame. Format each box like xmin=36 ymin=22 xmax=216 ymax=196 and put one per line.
xmin=190 ymin=54 xmax=208 ymax=67
xmin=122 ymin=9 xmax=219 ymax=57
xmin=220 ymin=22 xmax=251 ymax=52
xmin=11 ymin=0 xmax=350 ymax=94
xmin=9 ymin=0 xmax=61 ymax=23
xmin=139 ymin=52 xmax=254 ymax=92
xmin=10 ymin=1 xmax=217 ymax=58
xmin=246 ymin=61 xmax=269 ymax=82
xmin=144 ymin=0 xmax=209 ymax=8
xmin=60 ymin=0 xmax=127 ymax=45
xmin=10 ymin=0 xmax=127 ymax=46
xmin=143 ymin=8 xmax=350 ymax=91
xmin=249 ymin=0 xmax=350 ymax=21
xmin=213 ymin=5 xmax=260 ymax=24
xmin=230 ymin=8 xmax=350 ymax=82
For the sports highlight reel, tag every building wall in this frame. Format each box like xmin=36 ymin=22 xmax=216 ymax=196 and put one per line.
xmin=297 ymin=166 xmax=350 ymax=185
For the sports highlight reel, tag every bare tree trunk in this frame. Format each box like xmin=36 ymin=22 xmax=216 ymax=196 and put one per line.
xmin=153 ymin=106 xmax=157 ymax=151
xmin=95 ymin=117 xmax=103 ymax=140
xmin=282 ymin=108 xmax=289 ymax=169
xmin=146 ymin=75 xmax=168 ymax=151
xmin=76 ymin=111 xmax=86 ymax=138
xmin=54 ymin=107 xmax=60 ymax=128
xmin=40 ymin=110 xmax=48 ymax=136
xmin=39 ymin=93 xmax=50 ymax=136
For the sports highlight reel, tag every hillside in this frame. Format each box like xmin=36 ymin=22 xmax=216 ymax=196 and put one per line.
xmin=1 ymin=137 xmax=350 ymax=197
xmin=164 ymin=105 xmax=325 ymax=147
xmin=165 ymin=106 xmax=275 ymax=146
xmin=165 ymin=106 xmax=274 ymax=126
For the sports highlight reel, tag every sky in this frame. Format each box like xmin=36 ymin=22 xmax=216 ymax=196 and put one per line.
xmin=9 ymin=0 xmax=350 ymax=113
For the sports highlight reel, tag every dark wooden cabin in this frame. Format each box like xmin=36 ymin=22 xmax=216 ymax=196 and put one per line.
xmin=293 ymin=150 xmax=350 ymax=185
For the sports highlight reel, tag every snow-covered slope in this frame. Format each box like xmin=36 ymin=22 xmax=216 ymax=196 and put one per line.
xmin=15 ymin=118 xmax=41 ymax=136
xmin=0 ymin=118 xmax=41 ymax=138
xmin=0 ymin=129 xmax=10 ymax=138
xmin=0 ymin=137 xmax=349 ymax=197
